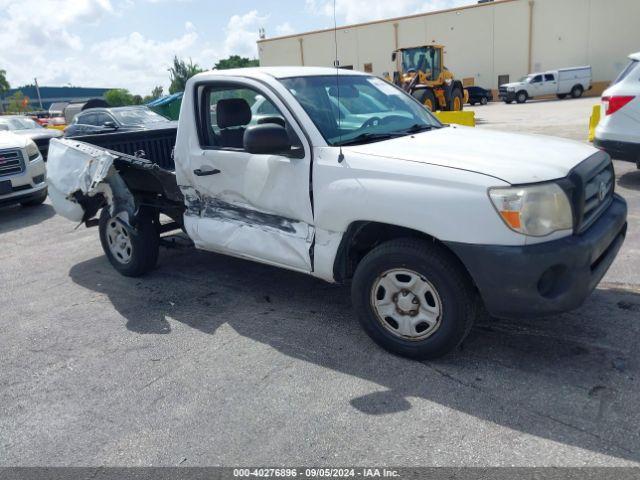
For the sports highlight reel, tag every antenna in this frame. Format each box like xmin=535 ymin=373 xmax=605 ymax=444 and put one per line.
xmin=333 ymin=0 xmax=344 ymax=163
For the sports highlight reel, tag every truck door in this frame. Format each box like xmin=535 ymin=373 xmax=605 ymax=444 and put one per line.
xmin=180 ymin=79 xmax=315 ymax=273
xmin=529 ymin=74 xmax=544 ymax=96
xmin=543 ymin=73 xmax=558 ymax=95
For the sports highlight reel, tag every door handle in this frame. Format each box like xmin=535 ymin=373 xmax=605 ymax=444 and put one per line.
xmin=194 ymin=168 xmax=221 ymax=176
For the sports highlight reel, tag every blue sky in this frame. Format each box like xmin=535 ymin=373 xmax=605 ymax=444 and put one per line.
xmin=0 ymin=0 xmax=473 ymax=95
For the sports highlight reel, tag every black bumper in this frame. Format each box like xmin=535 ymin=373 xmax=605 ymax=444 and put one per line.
xmin=499 ymin=91 xmax=515 ymax=102
xmin=0 ymin=187 xmax=47 ymax=207
xmin=594 ymin=138 xmax=640 ymax=164
xmin=446 ymin=195 xmax=627 ymax=319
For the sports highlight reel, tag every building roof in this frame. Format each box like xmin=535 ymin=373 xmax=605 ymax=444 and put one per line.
xmin=258 ymin=0 xmax=517 ymax=43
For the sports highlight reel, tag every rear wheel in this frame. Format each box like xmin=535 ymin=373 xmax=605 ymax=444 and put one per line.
xmin=571 ymin=85 xmax=584 ymax=99
xmin=351 ymin=239 xmax=476 ymax=360
xmin=448 ymin=87 xmax=464 ymax=111
xmin=516 ymin=91 xmax=528 ymax=104
xmin=480 ymin=96 xmax=488 ymax=105
xmin=99 ymin=208 xmax=159 ymax=277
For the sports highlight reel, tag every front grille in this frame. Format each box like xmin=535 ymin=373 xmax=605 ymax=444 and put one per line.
xmin=0 ymin=148 xmax=26 ymax=177
xmin=499 ymin=87 xmax=508 ymax=96
xmin=567 ymin=152 xmax=615 ymax=234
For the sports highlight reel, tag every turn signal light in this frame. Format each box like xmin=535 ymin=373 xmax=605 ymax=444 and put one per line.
xmin=500 ymin=211 xmax=522 ymax=229
xmin=603 ymin=95 xmax=635 ymax=116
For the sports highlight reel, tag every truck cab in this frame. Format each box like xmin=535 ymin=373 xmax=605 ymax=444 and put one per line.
xmin=46 ymin=67 xmax=627 ymax=360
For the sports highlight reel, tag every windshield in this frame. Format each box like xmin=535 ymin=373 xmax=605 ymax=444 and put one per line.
xmin=518 ymin=75 xmax=533 ymax=82
xmin=279 ymin=75 xmax=441 ymax=146
xmin=112 ymin=108 xmax=169 ymax=126
xmin=0 ymin=117 xmax=41 ymax=130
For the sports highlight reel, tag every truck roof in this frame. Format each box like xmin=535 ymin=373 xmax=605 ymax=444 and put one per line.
xmin=191 ymin=66 xmax=370 ymax=82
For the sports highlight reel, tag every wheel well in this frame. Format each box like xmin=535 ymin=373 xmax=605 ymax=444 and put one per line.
xmin=332 ymin=221 xmax=475 ymax=289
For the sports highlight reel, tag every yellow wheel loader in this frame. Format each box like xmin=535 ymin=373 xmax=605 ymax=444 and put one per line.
xmin=390 ymin=45 xmax=467 ymax=112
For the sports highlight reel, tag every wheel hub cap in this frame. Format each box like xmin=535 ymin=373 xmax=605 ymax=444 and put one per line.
xmin=106 ymin=218 xmax=133 ymax=265
xmin=371 ymin=269 xmax=443 ymax=341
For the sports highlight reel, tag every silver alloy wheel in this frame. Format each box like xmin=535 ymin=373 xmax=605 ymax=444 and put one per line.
xmin=105 ymin=217 xmax=133 ymax=264
xmin=370 ymin=269 xmax=443 ymax=341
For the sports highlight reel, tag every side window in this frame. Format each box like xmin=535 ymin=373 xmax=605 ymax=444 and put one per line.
xmin=95 ymin=113 xmax=112 ymax=126
xmin=544 ymin=74 xmax=555 ymax=82
xmin=79 ymin=113 xmax=98 ymax=126
xmin=531 ymin=75 xmax=543 ymax=84
xmin=201 ymin=85 xmax=298 ymax=152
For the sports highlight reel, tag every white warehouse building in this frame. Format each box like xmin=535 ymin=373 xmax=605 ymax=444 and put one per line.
xmin=258 ymin=0 xmax=640 ymax=95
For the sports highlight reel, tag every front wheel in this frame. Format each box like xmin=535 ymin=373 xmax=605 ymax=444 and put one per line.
xmin=99 ymin=208 xmax=159 ymax=277
xmin=516 ymin=91 xmax=528 ymax=104
xmin=448 ymin=87 xmax=464 ymax=111
xmin=351 ymin=239 xmax=476 ymax=360
xmin=480 ymin=96 xmax=488 ymax=105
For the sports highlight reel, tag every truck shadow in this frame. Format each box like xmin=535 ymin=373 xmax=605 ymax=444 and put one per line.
xmin=0 ymin=203 xmax=55 ymax=235
xmin=69 ymin=247 xmax=640 ymax=462
xmin=618 ymin=169 xmax=640 ymax=192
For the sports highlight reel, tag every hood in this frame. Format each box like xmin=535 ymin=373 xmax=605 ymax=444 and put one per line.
xmin=12 ymin=128 xmax=63 ymax=140
xmin=347 ymin=125 xmax=599 ymax=185
xmin=0 ymin=131 xmax=29 ymax=149
xmin=501 ymin=81 xmax=525 ymax=89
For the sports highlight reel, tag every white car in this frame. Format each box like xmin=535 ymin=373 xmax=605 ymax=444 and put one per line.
xmin=595 ymin=52 xmax=640 ymax=167
xmin=47 ymin=67 xmax=627 ymax=359
xmin=0 ymin=131 xmax=47 ymax=207
xmin=499 ymin=66 xmax=592 ymax=104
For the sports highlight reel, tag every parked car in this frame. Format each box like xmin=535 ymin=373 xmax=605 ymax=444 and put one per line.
xmin=0 ymin=131 xmax=47 ymax=207
xmin=0 ymin=115 xmax=62 ymax=160
xmin=466 ymin=86 xmax=493 ymax=105
xmin=499 ymin=66 xmax=592 ymax=104
xmin=64 ymin=106 xmax=174 ymax=137
xmin=47 ymin=67 xmax=626 ymax=360
xmin=594 ymin=52 xmax=640 ymax=168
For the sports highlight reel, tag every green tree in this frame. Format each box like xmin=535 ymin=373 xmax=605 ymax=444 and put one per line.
xmin=151 ymin=85 xmax=163 ymax=99
xmin=6 ymin=91 xmax=30 ymax=113
xmin=168 ymin=56 xmax=203 ymax=94
xmin=0 ymin=69 xmax=10 ymax=113
xmin=132 ymin=94 xmax=143 ymax=105
xmin=105 ymin=88 xmax=134 ymax=107
xmin=214 ymin=55 xmax=259 ymax=70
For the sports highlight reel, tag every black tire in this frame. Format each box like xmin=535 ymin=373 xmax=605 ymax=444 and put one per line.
xmin=20 ymin=187 xmax=48 ymax=207
xmin=516 ymin=91 xmax=528 ymax=104
xmin=480 ymin=96 xmax=488 ymax=105
xmin=571 ymin=85 xmax=584 ymax=99
xmin=557 ymin=94 xmax=568 ymax=100
xmin=99 ymin=208 xmax=159 ymax=277
xmin=448 ymin=87 xmax=464 ymax=111
xmin=504 ymin=100 xmax=514 ymax=104
xmin=351 ymin=238 xmax=477 ymax=360
xmin=415 ymin=88 xmax=436 ymax=112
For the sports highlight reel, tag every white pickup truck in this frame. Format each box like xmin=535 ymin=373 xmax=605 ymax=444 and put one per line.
xmin=499 ymin=66 xmax=592 ymax=104
xmin=47 ymin=67 xmax=627 ymax=360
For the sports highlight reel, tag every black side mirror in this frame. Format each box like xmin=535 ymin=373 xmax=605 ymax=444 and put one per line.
xmin=244 ymin=124 xmax=291 ymax=155
xmin=391 ymin=51 xmax=397 ymax=62
xmin=103 ymin=121 xmax=117 ymax=129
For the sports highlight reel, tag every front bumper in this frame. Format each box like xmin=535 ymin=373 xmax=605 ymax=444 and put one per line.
xmin=446 ymin=194 xmax=627 ymax=319
xmin=594 ymin=138 xmax=640 ymax=164
xmin=499 ymin=91 xmax=516 ymax=102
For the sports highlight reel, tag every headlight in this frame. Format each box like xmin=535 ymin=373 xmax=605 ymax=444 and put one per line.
xmin=489 ymin=183 xmax=573 ymax=237
xmin=26 ymin=140 xmax=40 ymax=161
xmin=507 ymin=87 xmax=515 ymax=92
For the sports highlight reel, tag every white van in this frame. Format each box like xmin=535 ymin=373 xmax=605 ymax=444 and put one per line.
xmin=500 ymin=66 xmax=592 ymax=104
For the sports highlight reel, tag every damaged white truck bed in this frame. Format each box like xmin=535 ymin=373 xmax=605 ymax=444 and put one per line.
xmin=47 ymin=67 xmax=627 ymax=359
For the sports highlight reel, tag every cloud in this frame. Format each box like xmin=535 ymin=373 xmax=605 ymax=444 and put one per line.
xmin=306 ymin=0 xmax=473 ymax=24
xmin=275 ymin=22 xmax=295 ymax=37
xmin=223 ymin=10 xmax=269 ymax=59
